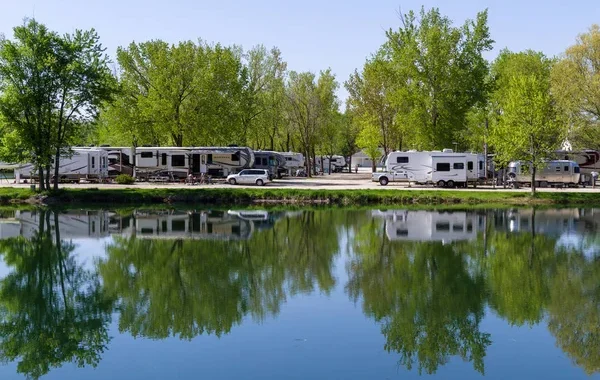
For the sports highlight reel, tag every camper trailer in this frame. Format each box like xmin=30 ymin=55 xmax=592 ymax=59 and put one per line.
xmin=315 ymin=155 xmax=346 ymax=173
xmin=253 ymin=151 xmax=286 ymax=179
xmin=553 ymin=149 xmax=599 ymax=184
xmin=280 ymin=152 xmax=305 ymax=176
xmin=15 ymin=148 xmax=109 ymax=183
xmin=85 ymin=146 xmax=255 ymax=179
xmin=372 ymin=210 xmax=484 ymax=243
xmin=373 ymin=149 xmax=485 ymax=187
xmin=507 ymin=160 xmax=581 ymax=187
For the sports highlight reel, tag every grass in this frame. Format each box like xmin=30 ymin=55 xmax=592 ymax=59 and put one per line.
xmin=1 ymin=187 xmax=599 ymax=207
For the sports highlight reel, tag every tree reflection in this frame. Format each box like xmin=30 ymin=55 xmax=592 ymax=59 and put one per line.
xmin=346 ymin=218 xmax=490 ymax=374
xmin=99 ymin=210 xmax=342 ymax=339
xmin=0 ymin=210 xmax=113 ymax=379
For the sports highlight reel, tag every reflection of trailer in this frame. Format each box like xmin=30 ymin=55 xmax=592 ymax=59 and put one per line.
xmin=15 ymin=149 xmax=109 ymax=183
xmin=507 ymin=160 xmax=581 ymax=187
xmin=372 ymin=210 xmax=484 ymax=243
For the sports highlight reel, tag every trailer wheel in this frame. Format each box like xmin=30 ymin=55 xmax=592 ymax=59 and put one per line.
xmin=447 ymin=180 xmax=455 ymax=188
xmin=540 ymin=181 xmax=549 ymax=188
xmin=229 ymin=178 xmax=236 ymax=185
xmin=379 ymin=177 xmax=389 ymax=186
xmin=437 ymin=180 xmax=446 ymax=188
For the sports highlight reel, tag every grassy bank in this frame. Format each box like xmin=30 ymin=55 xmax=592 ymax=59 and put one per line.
xmin=2 ymin=187 xmax=600 ymax=206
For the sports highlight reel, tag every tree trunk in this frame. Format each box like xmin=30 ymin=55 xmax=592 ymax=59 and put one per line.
xmin=45 ymin=164 xmax=51 ymax=190
xmin=531 ymin=164 xmax=536 ymax=195
xmin=53 ymin=149 xmax=61 ymax=190
xmin=305 ymin=148 xmax=311 ymax=178
xmin=371 ymin=159 xmax=376 ymax=173
xmin=38 ymin=166 xmax=45 ymax=191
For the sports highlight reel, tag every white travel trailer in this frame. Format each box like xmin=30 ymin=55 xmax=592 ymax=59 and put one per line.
xmin=15 ymin=148 xmax=109 ymax=183
xmin=316 ymin=155 xmax=346 ymax=173
xmin=374 ymin=149 xmax=485 ymax=187
xmin=5 ymin=210 xmax=110 ymax=239
xmin=280 ymin=152 xmax=305 ymax=175
xmin=372 ymin=210 xmax=484 ymax=243
xmin=507 ymin=160 xmax=581 ymax=187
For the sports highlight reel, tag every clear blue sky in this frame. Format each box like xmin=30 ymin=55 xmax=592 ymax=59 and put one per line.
xmin=2 ymin=0 xmax=598 ymax=102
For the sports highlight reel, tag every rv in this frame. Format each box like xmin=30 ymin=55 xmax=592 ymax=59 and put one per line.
xmin=373 ymin=149 xmax=485 ymax=187
xmin=83 ymin=146 xmax=255 ymax=179
xmin=372 ymin=210 xmax=484 ymax=243
xmin=553 ymin=150 xmax=599 ymax=184
xmin=280 ymin=152 xmax=305 ymax=175
xmin=253 ymin=151 xmax=286 ymax=179
xmin=315 ymin=155 xmax=346 ymax=173
xmin=15 ymin=148 xmax=109 ymax=183
xmin=507 ymin=160 xmax=581 ymax=187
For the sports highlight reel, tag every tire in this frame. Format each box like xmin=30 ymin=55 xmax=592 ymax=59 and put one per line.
xmin=379 ymin=177 xmax=389 ymax=186
xmin=228 ymin=178 xmax=236 ymax=185
xmin=447 ymin=180 xmax=455 ymax=188
xmin=256 ymin=179 xmax=264 ymax=186
xmin=437 ymin=180 xmax=446 ymax=188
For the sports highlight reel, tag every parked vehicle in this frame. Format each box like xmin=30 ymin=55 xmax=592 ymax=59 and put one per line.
xmin=226 ymin=169 xmax=270 ymax=186
xmin=315 ymin=155 xmax=346 ymax=173
xmin=553 ymin=149 xmax=599 ymax=185
xmin=15 ymin=148 xmax=109 ymax=183
xmin=252 ymin=151 xmax=286 ymax=179
xmin=80 ymin=146 xmax=255 ymax=180
xmin=372 ymin=149 xmax=485 ymax=187
xmin=280 ymin=152 xmax=305 ymax=176
xmin=507 ymin=160 xmax=581 ymax=187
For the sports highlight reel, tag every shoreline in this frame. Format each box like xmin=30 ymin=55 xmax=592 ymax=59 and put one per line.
xmin=2 ymin=187 xmax=600 ymax=207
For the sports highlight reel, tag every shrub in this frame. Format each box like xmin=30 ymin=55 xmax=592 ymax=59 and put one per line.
xmin=115 ymin=174 xmax=135 ymax=185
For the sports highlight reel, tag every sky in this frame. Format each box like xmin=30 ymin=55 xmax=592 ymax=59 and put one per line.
xmin=1 ymin=0 xmax=599 ymax=102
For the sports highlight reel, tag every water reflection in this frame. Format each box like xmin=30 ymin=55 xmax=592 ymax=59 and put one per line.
xmin=0 ymin=210 xmax=113 ymax=379
xmin=0 ymin=208 xmax=598 ymax=378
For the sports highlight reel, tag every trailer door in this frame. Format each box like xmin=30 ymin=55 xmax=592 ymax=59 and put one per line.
xmin=192 ymin=154 xmax=201 ymax=173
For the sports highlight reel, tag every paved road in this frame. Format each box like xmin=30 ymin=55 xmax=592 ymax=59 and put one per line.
xmin=2 ymin=172 xmax=600 ymax=193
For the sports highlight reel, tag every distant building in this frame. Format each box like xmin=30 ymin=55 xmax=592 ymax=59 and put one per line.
xmin=351 ymin=149 xmax=385 ymax=168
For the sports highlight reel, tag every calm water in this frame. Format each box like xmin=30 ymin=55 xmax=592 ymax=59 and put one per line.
xmin=0 ymin=207 xmax=598 ymax=379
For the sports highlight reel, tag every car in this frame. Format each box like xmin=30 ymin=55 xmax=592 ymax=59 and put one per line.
xmin=226 ymin=169 xmax=271 ymax=186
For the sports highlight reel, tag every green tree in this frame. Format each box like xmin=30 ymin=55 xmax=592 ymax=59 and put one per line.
xmin=384 ymin=7 xmax=493 ymax=150
xmin=490 ymin=68 xmax=563 ymax=194
xmin=551 ymin=25 xmax=600 ymax=149
xmin=356 ymin=121 xmax=381 ymax=172
xmin=0 ymin=19 xmax=116 ymax=190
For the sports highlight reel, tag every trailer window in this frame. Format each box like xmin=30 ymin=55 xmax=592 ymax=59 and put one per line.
xmin=91 ymin=157 xmax=95 ymax=168
xmin=453 ymin=163 xmax=464 ymax=170
xmin=574 ymin=166 xmax=580 ymax=173
xmin=436 ymin=163 xmax=451 ymax=172
xmin=161 ymin=153 xmax=167 ymax=166
xmin=207 ymin=154 xmax=213 ymax=164
xmin=467 ymin=161 xmax=473 ymax=170
xmin=140 ymin=152 xmax=153 ymax=158
xmin=396 ymin=156 xmax=409 ymax=163
xmin=172 ymin=155 xmax=185 ymax=167
xmin=479 ymin=161 xmax=484 ymax=171
xmin=435 ymin=222 xmax=450 ymax=232
xmin=232 ymin=152 xmax=240 ymax=162
xmin=396 ymin=229 xmax=409 ymax=237
xmin=564 ymin=165 xmax=569 ymax=172
xmin=555 ymin=166 xmax=561 ymax=172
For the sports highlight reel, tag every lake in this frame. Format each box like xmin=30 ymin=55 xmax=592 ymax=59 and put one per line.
xmin=0 ymin=207 xmax=598 ymax=379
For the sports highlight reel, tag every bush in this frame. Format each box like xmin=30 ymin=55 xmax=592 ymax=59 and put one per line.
xmin=115 ymin=174 xmax=135 ymax=185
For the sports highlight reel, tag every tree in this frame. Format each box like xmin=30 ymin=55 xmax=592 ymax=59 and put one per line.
xmin=490 ymin=63 xmax=563 ymax=194
xmin=345 ymin=52 xmax=403 ymax=156
xmin=551 ymin=25 xmax=600 ymax=150
xmin=384 ymin=7 xmax=493 ymax=150
xmin=356 ymin=122 xmax=381 ymax=172
xmin=286 ymin=69 xmax=339 ymax=176
xmin=0 ymin=19 xmax=116 ymax=190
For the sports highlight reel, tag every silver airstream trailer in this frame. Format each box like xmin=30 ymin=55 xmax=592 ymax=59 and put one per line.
xmin=507 ymin=160 xmax=581 ymax=187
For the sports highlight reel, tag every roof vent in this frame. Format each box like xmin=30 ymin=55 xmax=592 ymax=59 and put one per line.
xmin=442 ymin=148 xmax=453 ymax=153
